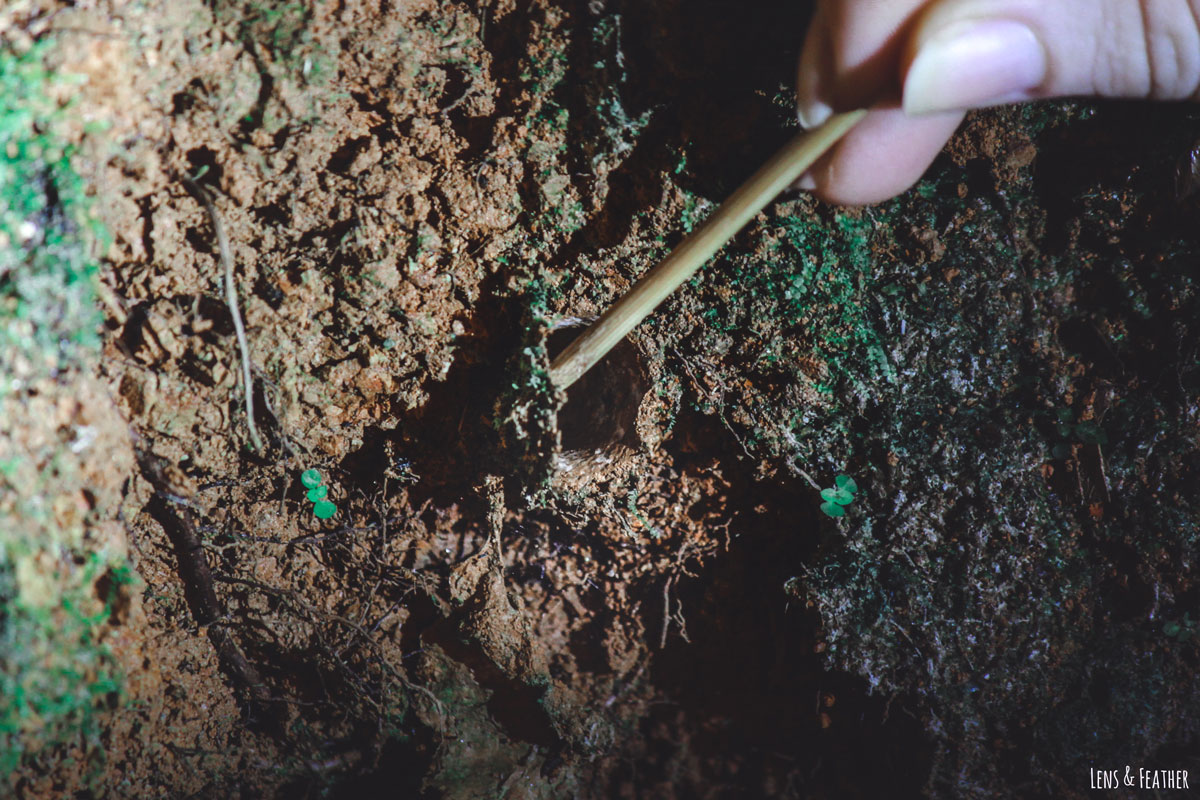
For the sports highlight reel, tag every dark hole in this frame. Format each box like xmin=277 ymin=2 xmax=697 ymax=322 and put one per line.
xmin=547 ymin=322 xmax=648 ymax=456
xmin=186 ymin=146 xmax=223 ymax=186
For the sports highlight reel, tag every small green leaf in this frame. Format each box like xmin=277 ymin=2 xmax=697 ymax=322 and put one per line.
xmin=306 ymin=485 xmax=328 ymax=501
xmin=834 ymin=474 xmax=858 ymax=494
xmin=312 ymin=499 xmax=337 ymax=519
xmin=820 ymin=501 xmax=845 ymax=518
xmin=831 ymin=488 xmax=855 ymax=505
xmin=1074 ymin=422 xmax=1107 ymax=445
xmin=1164 ymin=622 xmax=1182 ymax=637
xmin=820 ymin=488 xmax=838 ymax=503
xmin=300 ymin=468 xmax=323 ymax=489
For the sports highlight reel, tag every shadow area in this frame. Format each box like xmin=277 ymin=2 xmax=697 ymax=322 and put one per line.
xmin=339 ymin=274 xmax=530 ymax=510
xmin=639 ymin=407 xmax=932 ymax=797
xmin=551 ymin=0 xmax=816 ymax=267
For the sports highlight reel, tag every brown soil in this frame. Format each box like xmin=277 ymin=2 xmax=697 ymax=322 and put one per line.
xmin=7 ymin=0 xmax=1067 ymax=797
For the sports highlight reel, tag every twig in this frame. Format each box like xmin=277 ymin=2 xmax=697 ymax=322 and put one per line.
xmin=185 ymin=179 xmax=264 ymax=453
xmin=135 ymin=447 xmax=285 ymax=736
xmin=795 ymin=468 xmax=823 ymax=492
xmin=659 ymin=575 xmax=674 ymax=649
xmin=549 ymin=110 xmax=866 ymax=390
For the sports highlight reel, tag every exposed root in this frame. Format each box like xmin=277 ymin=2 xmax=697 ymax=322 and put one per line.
xmin=134 ymin=446 xmax=285 ymax=736
xmin=184 ymin=179 xmax=264 ymax=453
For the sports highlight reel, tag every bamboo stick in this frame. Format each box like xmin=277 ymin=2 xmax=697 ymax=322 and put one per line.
xmin=548 ymin=109 xmax=866 ymax=391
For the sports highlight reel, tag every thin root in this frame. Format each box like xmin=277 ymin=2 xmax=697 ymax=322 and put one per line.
xmin=186 ymin=179 xmax=264 ymax=453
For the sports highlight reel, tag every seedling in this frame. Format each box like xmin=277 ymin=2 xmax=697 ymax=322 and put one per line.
xmin=299 ymin=468 xmax=337 ymax=519
xmin=1050 ymin=408 xmax=1107 ymax=458
xmin=1163 ymin=613 xmax=1196 ymax=642
xmin=819 ymin=474 xmax=858 ymax=518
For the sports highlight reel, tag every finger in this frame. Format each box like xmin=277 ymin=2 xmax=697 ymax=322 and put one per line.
xmin=796 ymin=2 xmax=835 ymax=128
xmin=903 ymin=0 xmax=1200 ymax=115
xmin=802 ymin=104 xmax=963 ymax=206
xmin=798 ymin=0 xmax=932 ymax=127
xmin=796 ymin=0 xmax=961 ymax=204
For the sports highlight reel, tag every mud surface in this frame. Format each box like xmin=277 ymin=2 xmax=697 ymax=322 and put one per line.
xmin=3 ymin=0 xmax=1200 ymax=798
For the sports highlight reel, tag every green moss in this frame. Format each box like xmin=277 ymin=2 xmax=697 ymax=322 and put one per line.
xmin=786 ymin=104 xmax=1200 ymax=793
xmin=0 ymin=35 xmax=128 ymax=777
xmin=0 ymin=40 xmax=106 ymax=395
xmin=628 ymin=98 xmax=1200 ymax=793
xmin=0 ymin=553 xmax=129 ymax=776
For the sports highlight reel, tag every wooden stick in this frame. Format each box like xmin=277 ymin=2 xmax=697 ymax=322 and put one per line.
xmin=548 ymin=109 xmax=866 ymax=391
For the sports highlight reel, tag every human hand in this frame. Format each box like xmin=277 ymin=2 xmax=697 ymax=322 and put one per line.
xmin=796 ymin=0 xmax=1200 ymax=205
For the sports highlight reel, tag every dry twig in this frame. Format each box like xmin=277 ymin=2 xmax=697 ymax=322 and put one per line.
xmin=185 ymin=179 xmax=264 ymax=452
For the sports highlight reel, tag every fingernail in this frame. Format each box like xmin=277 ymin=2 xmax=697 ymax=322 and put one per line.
xmin=903 ymin=19 xmax=1046 ymax=115
xmin=797 ymin=98 xmax=833 ymax=130
xmin=794 ymin=172 xmax=817 ymax=191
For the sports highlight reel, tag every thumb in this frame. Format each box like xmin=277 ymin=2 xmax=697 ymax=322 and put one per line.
xmin=903 ymin=0 xmax=1200 ymax=115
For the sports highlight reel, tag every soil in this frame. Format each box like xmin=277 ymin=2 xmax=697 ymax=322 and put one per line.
xmin=3 ymin=0 xmax=1199 ymax=798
